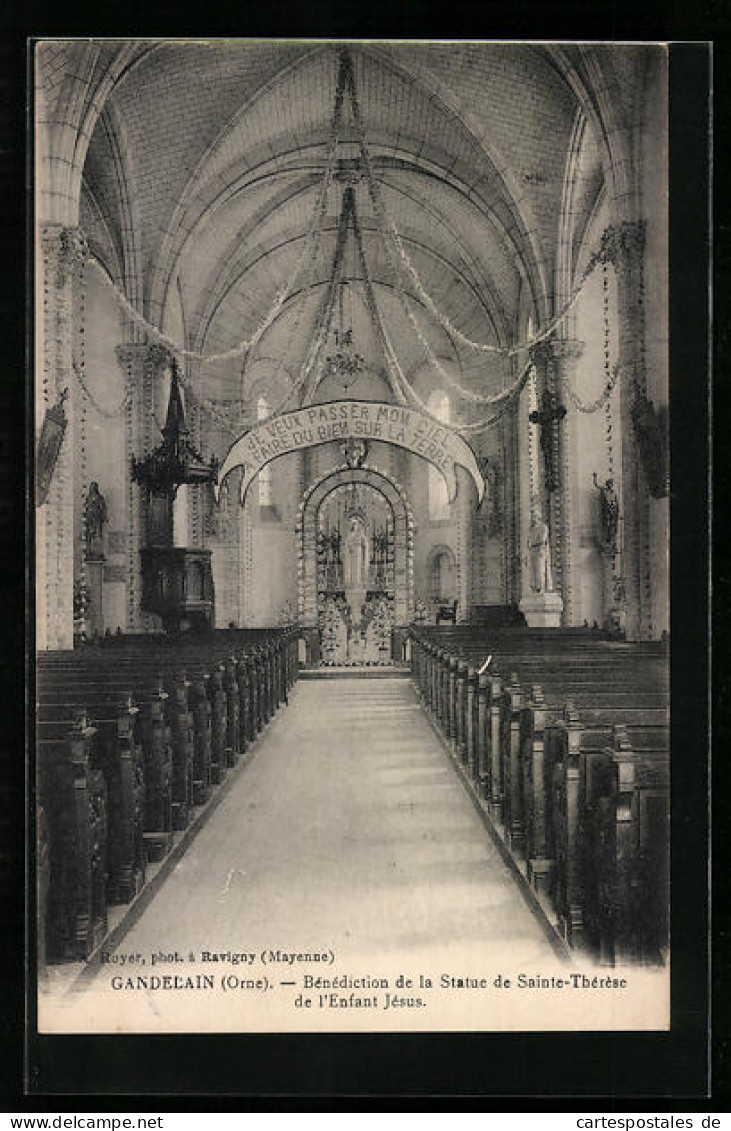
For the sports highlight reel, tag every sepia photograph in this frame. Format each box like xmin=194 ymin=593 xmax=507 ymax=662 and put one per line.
xmin=33 ymin=38 xmax=673 ymax=1038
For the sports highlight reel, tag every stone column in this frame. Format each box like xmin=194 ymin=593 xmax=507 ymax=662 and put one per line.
xmin=115 ymin=342 xmax=171 ymax=631
xmin=36 ymin=224 xmax=87 ymax=650
xmin=600 ymin=221 xmax=651 ymax=639
xmin=455 ymin=466 xmax=473 ymax=622
xmin=527 ymin=337 xmax=585 ymax=622
xmin=501 ymin=405 xmax=520 ymax=606
xmin=183 ymin=363 xmax=205 ymax=549
xmin=551 ymin=339 xmax=584 ymax=625
xmin=528 ymin=337 xmax=564 ymax=608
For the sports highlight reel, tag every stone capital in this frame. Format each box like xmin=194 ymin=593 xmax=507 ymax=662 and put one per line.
xmin=528 ymin=336 xmax=555 ymax=373
xmin=530 ymin=336 xmax=584 ymax=372
xmin=115 ymin=342 xmax=173 ymax=381
xmin=588 ymin=220 xmax=646 ymax=274
xmin=550 ymin=338 xmax=584 ymax=362
xmin=40 ymin=223 xmax=89 ymax=287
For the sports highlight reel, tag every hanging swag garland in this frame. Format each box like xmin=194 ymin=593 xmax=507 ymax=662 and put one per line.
xmin=565 ymin=261 xmax=621 ymax=415
xmin=85 ymin=47 xmax=631 ymax=438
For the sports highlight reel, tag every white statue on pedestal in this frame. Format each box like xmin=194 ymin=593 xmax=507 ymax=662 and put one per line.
xmin=527 ymin=509 xmax=553 ymax=594
xmin=343 ymin=515 xmax=370 ymax=588
xmin=520 ymin=505 xmax=563 ymax=627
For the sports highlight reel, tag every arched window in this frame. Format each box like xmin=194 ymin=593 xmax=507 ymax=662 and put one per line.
xmin=429 ymin=546 xmax=456 ymax=603
xmin=427 ymin=389 xmax=451 ymax=521
xmin=257 ymin=396 xmax=273 ymax=507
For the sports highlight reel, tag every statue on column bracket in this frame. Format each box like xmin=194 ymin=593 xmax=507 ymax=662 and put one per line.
xmin=593 ymin=472 xmax=620 ymax=553
xmin=477 ymin=456 xmax=502 ymax=537
xmin=527 ymin=506 xmax=554 ymax=594
xmin=84 ymin=481 xmax=108 ymax=560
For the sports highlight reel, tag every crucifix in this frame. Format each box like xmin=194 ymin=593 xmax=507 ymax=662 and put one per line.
xmin=529 ymin=386 xmax=566 ymax=493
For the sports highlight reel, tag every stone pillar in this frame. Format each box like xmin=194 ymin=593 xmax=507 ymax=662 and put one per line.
xmin=501 ymin=405 xmax=520 ymax=606
xmin=184 ymin=370 xmax=205 ymax=549
xmin=36 ymin=224 xmax=87 ymax=650
xmin=84 ymin=557 xmax=104 ymax=639
xmin=528 ymin=337 xmax=586 ymax=623
xmin=115 ymin=342 xmax=171 ymax=631
xmin=455 ymin=466 xmax=473 ymax=622
xmin=551 ymin=339 xmax=584 ymax=625
xmin=601 ymin=221 xmax=652 ymax=640
xmin=528 ymin=338 xmax=562 ymax=599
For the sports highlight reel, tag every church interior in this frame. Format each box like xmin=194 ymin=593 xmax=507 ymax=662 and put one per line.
xmin=35 ymin=40 xmax=671 ymax=1025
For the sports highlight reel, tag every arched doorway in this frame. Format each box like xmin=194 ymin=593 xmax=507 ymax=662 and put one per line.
xmin=298 ymin=465 xmax=414 ymax=666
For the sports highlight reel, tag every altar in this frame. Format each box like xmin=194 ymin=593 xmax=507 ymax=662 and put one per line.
xmin=316 ymin=480 xmax=396 ymax=666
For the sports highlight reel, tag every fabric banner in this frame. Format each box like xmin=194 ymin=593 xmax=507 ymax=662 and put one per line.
xmin=215 ymin=400 xmax=486 ymax=506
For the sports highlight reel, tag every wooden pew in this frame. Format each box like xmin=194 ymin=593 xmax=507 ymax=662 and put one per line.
xmin=50 ymin=629 xmax=297 ymax=757
xmin=35 ymin=630 xmax=299 ymax=969
xmin=38 ymin=679 xmax=175 ymax=861
xmin=501 ymin=678 xmax=665 ymax=856
xmin=37 ymin=715 xmax=108 ymax=962
xmin=546 ymin=704 xmax=668 ymax=955
xmin=38 ymin=697 xmax=146 ymax=903
xmin=582 ymin=724 xmax=669 ymax=966
xmin=39 ymin=661 xmax=222 ymax=803
xmin=408 ymin=627 xmax=670 ymax=966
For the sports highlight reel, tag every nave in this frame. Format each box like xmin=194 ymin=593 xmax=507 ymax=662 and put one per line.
xmin=35 ymin=40 xmax=671 ymax=1035
xmin=74 ymin=676 xmax=558 ymax=1001
xmin=37 ymin=621 xmax=669 ymax=1035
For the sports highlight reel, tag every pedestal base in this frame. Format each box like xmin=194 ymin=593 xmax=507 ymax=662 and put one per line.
xmin=85 ymin=556 xmax=105 ymax=639
xmin=519 ymin=590 xmax=564 ymax=628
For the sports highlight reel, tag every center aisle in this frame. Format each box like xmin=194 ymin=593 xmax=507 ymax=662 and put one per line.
xmin=56 ymin=676 xmax=561 ymax=1032
xmin=114 ymin=677 xmax=554 ymax=957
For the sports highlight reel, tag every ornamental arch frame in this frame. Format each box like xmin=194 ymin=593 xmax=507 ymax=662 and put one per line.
xmin=296 ymin=463 xmax=415 ymax=628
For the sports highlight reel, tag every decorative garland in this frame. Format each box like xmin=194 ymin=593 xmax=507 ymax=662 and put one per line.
xmin=78 ymin=252 xmax=89 ymax=641
xmin=565 ymin=264 xmax=620 ymax=415
xmin=80 ymin=49 xmax=633 ymax=450
xmin=337 ymin=51 xmax=534 ymax=433
xmin=339 ymin=48 xmax=600 ymax=364
xmin=345 ymin=185 xmax=409 ymax=406
xmin=386 ymin=210 xmax=593 ymax=359
xmin=594 ymin=260 xmax=622 ymax=622
xmin=635 ymin=236 xmax=653 ymax=638
xmin=40 ymin=232 xmax=53 ymax=646
xmin=566 ymin=362 xmax=619 ymax=414
xmin=87 ymin=204 xmax=604 ymax=375
xmin=71 ymin=360 xmax=129 ymax=420
xmin=84 ymin=67 xmax=613 ymax=418
xmin=85 ymin=50 xmax=349 ymax=372
xmin=527 ymin=365 xmax=539 ymax=506
xmin=255 ymin=62 xmax=349 ymax=407
xmin=122 ymin=353 xmax=138 ymax=631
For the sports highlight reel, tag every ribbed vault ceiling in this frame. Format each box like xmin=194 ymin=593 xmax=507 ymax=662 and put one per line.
xmin=81 ymin=40 xmax=616 ymax=404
